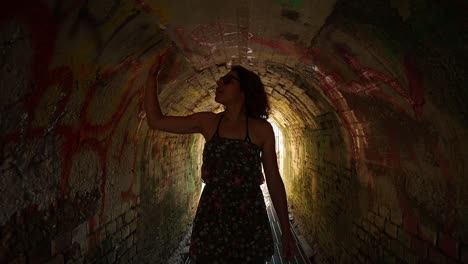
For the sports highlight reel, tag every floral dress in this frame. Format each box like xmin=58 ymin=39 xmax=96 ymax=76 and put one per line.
xmin=189 ymin=113 xmax=274 ymax=263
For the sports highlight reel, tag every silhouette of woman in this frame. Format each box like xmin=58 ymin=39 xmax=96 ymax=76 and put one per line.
xmin=144 ymin=54 xmax=296 ymax=264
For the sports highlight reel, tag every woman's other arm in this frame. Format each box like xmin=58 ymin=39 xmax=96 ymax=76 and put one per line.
xmin=261 ymin=122 xmax=296 ymax=260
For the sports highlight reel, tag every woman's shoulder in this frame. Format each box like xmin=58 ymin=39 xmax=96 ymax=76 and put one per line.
xmin=249 ymin=118 xmax=273 ymax=149
xmin=250 ymin=117 xmax=272 ymax=128
xmin=250 ymin=117 xmax=274 ymax=137
xmin=192 ymin=111 xmax=220 ymax=129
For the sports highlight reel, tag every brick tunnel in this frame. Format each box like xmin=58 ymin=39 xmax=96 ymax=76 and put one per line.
xmin=0 ymin=0 xmax=467 ymax=263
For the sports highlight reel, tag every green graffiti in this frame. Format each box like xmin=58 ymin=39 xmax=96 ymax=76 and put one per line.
xmin=273 ymin=0 xmax=304 ymax=9
xmin=186 ymin=136 xmax=198 ymax=192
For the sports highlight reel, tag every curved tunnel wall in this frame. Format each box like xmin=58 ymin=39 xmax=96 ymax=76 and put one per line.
xmin=1 ymin=0 xmax=467 ymax=263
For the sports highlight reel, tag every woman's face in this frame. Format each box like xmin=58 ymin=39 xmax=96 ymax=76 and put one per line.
xmin=215 ymin=71 xmax=244 ymax=105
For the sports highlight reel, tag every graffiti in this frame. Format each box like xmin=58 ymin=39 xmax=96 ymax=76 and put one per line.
xmin=0 ymin=0 xmax=164 ymax=254
xmin=172 ymin=23 xmax=224 ymax=67
xmin=175 ymin=27 xmax=193 ymax=53
xmin=334 ymin=44 xmax=425 ymax=118
xmin=333 ymin=45 xmax=456 ymax=253
xmin=172 ymin=22 xmax=325 ymax=69
xmin=332 ymin=43 xmax=457 ymax=243
xmin=120 ymin=107 xmax=147 ymax=205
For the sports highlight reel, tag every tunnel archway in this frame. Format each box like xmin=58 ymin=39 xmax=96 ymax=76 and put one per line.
xmin=0 ymin=1 xmax=466 ymax=263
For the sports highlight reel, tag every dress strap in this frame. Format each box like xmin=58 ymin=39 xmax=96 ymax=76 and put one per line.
xmin=245 ymin=115 xmax=252 ymax=143
xmin=215 ymin=112 xmax=224 ymax=138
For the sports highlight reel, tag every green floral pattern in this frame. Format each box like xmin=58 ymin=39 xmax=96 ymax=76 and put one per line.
xmin=189 ymin=136 xmax=274 ymax=263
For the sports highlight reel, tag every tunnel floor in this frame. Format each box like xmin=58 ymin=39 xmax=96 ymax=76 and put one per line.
xmin=181 ymin=184 xmax=314 ymax=264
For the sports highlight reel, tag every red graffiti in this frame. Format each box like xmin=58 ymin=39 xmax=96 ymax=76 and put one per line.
xmin=121 ymin=48 xmax=175 ymax=204
xmin=175 ymin=27 xmax=193 ymax=53
xmin=174 ymin=23 xmax=323 ymax=67
xmin=250 ymin=35 xmax=322 ymax=65
xmin=340 ymin=53 xmax=431 ymax=234
xmin=334 ymin=44 xmax=425 ymax=118
xmin=120 ymin=113 xmax=145 ymax=204
xmin=0 ymin=1 xmax=147 ymax=249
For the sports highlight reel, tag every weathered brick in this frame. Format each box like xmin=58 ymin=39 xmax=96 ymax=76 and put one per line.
xmin=382 ymin=250 xmax=396 ymax=264
xmin=370 ymin=224 xmax=379 ymax=239
xmin=122 ymin=224 xmax=130 ymax=239
xmin=357 ymin=227 xmax=366 ymax=240
xmin=121 ymin=251 xmax=130 ymax=263
xmin=101 ymin=237 xmax=113 ymax=253
xmin=402 ymin=215 xmax=418 ymax=236
xmin=351 ymin=245 xmax=358 ymax=256
xmin=362 ymin=219 xmax=371 ymax=232
xmin=276 ymin=86 xmax=287 ymax=95
xmin=72 ymin=222 xmax=87 ymax=244
xmin=106 ymin=221 xmax=117 ymax=235
xmin=51 ymin=231 xmax=72 ymax=255
xmin=419 ymin=225 xmax=437 ymax=246
xmin=116 ymin=241 xmax=126 ymax=257
xmin=402 ymin=250 xmax=417 ymax=264
xmin=390 ymin=210 xmax=403 ymax=226
xmin=389 ymin=239 xmax=405 ymax=258
xmin=397 ymin=229 xmax=411 ymax=248
xmin=115 ymin=229 xmax=122 ymax=242
xmin=107 ymin=250 xmax=117 ymax=263
xmin=372 ymin=201 xmax=379 ymax=214
xmin=9 ymin=256 xmax=27 ymax=264
xmin=410 ymin=238 xmax=428 ymax=258
xmin=445 ymin=256 xmax=459 ymax=264
xmin=126 ymin=234 xmax=133 ymax=248
xmin=357 ymin=251 xmax=366 ymax=263
xmin=367 ymin=241 xmax=381 ymax=260
xmin=98 ymin=228 xmax=107 ymax=244
xmin=124 ymin=210 xmax=136 ymax=224
xmin=121 ymin=202 xmax=130 ymax=215
xmin=45 ymin=254 xmax=64 ymax=264
xmin=375 ymin=215 xmax=385 ymax=229
xmin=438 ymin=233 xmax=458 ymax=259
xmin=462 ymin=246 xmax=468 ymax=263
xmin=116 ymin=216 xmax=123 ymax=229
xmin=29 ymin=241 xmax=51 ymax=264
xmin=381 ymin=237 xmax=391 ymax=251
xmin=130 ymin=245 xmax=137 ymax=258
xmin=130 ymin=220 xmax=137 ymax=233
xmin=67 ymin=242 xmax=82 ymax=261
xmin=385 ymin=222 xmax=398 ymax=239
xmin=379 ymin=206 xmax=390 ymax=219
xmin=428 ymin=248 xmax=446 ymax=264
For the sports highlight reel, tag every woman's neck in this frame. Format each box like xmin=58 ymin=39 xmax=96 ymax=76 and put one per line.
xmin=223 ymin=105 xmax=246 ymax=121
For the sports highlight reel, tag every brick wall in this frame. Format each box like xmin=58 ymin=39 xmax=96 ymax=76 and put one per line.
xmin=0 ymin=2 xmax=205 ymax=262
xmin=136 ymin=133 xmax=203 ymax=264
xmin=1 ymin=1 xmax=467 ymax=264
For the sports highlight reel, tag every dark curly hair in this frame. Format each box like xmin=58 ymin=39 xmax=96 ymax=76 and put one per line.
xmin=230 ymin=65 xmax=270 ymax=120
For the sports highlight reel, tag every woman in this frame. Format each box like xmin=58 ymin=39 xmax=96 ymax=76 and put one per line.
xmin=144 ymin=55 xmax=296 ymax=263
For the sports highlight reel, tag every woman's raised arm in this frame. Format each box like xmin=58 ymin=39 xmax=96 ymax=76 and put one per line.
xmin=144 ymin=54 xmax=211 ymax=135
